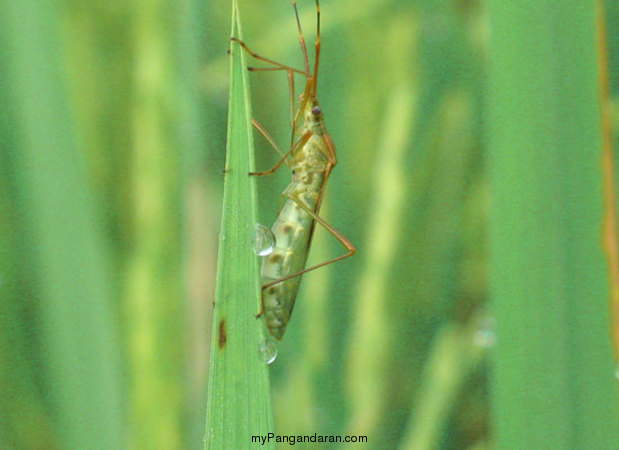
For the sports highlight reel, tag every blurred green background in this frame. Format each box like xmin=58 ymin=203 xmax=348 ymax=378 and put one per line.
xmin=2 ymin=0 xmax=619 ymax=449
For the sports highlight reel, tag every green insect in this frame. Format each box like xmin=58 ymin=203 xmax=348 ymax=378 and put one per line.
xmin=232 ymin=0 xmax=355 ymax=339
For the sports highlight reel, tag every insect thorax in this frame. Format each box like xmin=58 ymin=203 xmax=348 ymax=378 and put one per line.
xmin=293 ymin=131 xmax=329 ymax=169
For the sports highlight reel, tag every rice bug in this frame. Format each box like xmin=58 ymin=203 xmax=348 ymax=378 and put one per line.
xmin=231 ymin=0 xmax=355 ymax=340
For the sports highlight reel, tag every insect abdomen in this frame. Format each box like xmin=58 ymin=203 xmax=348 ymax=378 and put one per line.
xmin=261 ymin=189 xmax=317 ymax=339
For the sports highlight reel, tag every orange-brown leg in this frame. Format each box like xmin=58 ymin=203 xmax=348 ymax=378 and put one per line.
xmin=252 ymin=118 xmax=286 ymax=159
xmin=230 ymin=38 xmax=306 ymax=169
xmin=247 ymin=68 xmax=297 ymax=128
xmin=250 ymin=129 xmax=312 ymax=177
xmin=262 ymin=190 xmax=356 ymax=290
xmin=230 ymin=37 xmax=308 ymax=76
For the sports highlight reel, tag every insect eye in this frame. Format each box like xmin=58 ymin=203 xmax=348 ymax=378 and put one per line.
xmin=312 ymin=106 xmax=322 ymax=116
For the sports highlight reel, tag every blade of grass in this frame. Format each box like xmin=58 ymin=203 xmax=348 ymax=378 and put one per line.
xmin=489 ymin=1 xmax=619 ymax=448
xmin=0 ymin=2 xmax=124 ymax=448
xmin=345 ymin=78 xmax=415 ymax=437
xmin=176 ymin=0 xmax=213 ymax=447
xmin=126 ymin=0 xmax=184 ymax=447
xmin=401 ymin=315 xmax=487 ymax=450
xmin=204 ymin=1 xmax=273 ymax=448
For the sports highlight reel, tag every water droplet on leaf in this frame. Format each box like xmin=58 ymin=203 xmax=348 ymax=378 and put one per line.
xmin=260 ymin=339 xmax=278 ymax=365
xmin=253 ymin=224 xmax=275 ymax=256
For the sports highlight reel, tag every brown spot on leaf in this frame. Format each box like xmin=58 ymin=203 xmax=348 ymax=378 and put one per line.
xmin=218 ymin=319 xmax=227 ymax=349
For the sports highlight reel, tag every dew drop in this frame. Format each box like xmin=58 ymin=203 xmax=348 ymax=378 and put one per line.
xmin=253 ymin=224 xmax=275 ymax=256
xmin=260 ymin=339 xmax=278 ymax=365
xmin=473 ymin=316 xmax=496 ymax=348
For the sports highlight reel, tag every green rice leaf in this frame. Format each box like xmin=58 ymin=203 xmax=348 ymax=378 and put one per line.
xmin=489 ymin=2 xmax=619 ymax=447
xmin=204 ymin=1 xmax=274 ymax=448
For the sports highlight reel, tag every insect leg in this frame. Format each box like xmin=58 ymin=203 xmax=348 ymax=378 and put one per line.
xmin=262 ymin=193 xmax=356 ymax=289
xmin=230 ymin=37 xmax=308 ymax=76
xmin=245 ymin=67 xmax=297 ymax=138
xmin=250 ymin=129 xmax=312 ymax=177
xmin=287 ymin=69 xmax=295 ymax=129
xmin=252 ymin=118 xmax=286 ymax=159
xmin=256 ymin=299 xmax=265 ymax=318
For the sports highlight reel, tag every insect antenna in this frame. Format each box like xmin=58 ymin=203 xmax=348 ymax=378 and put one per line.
xmin=313 ymin=0 xmax=321 ymax=97
xmin=291 ymin=1 xmax=311 ymax=77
